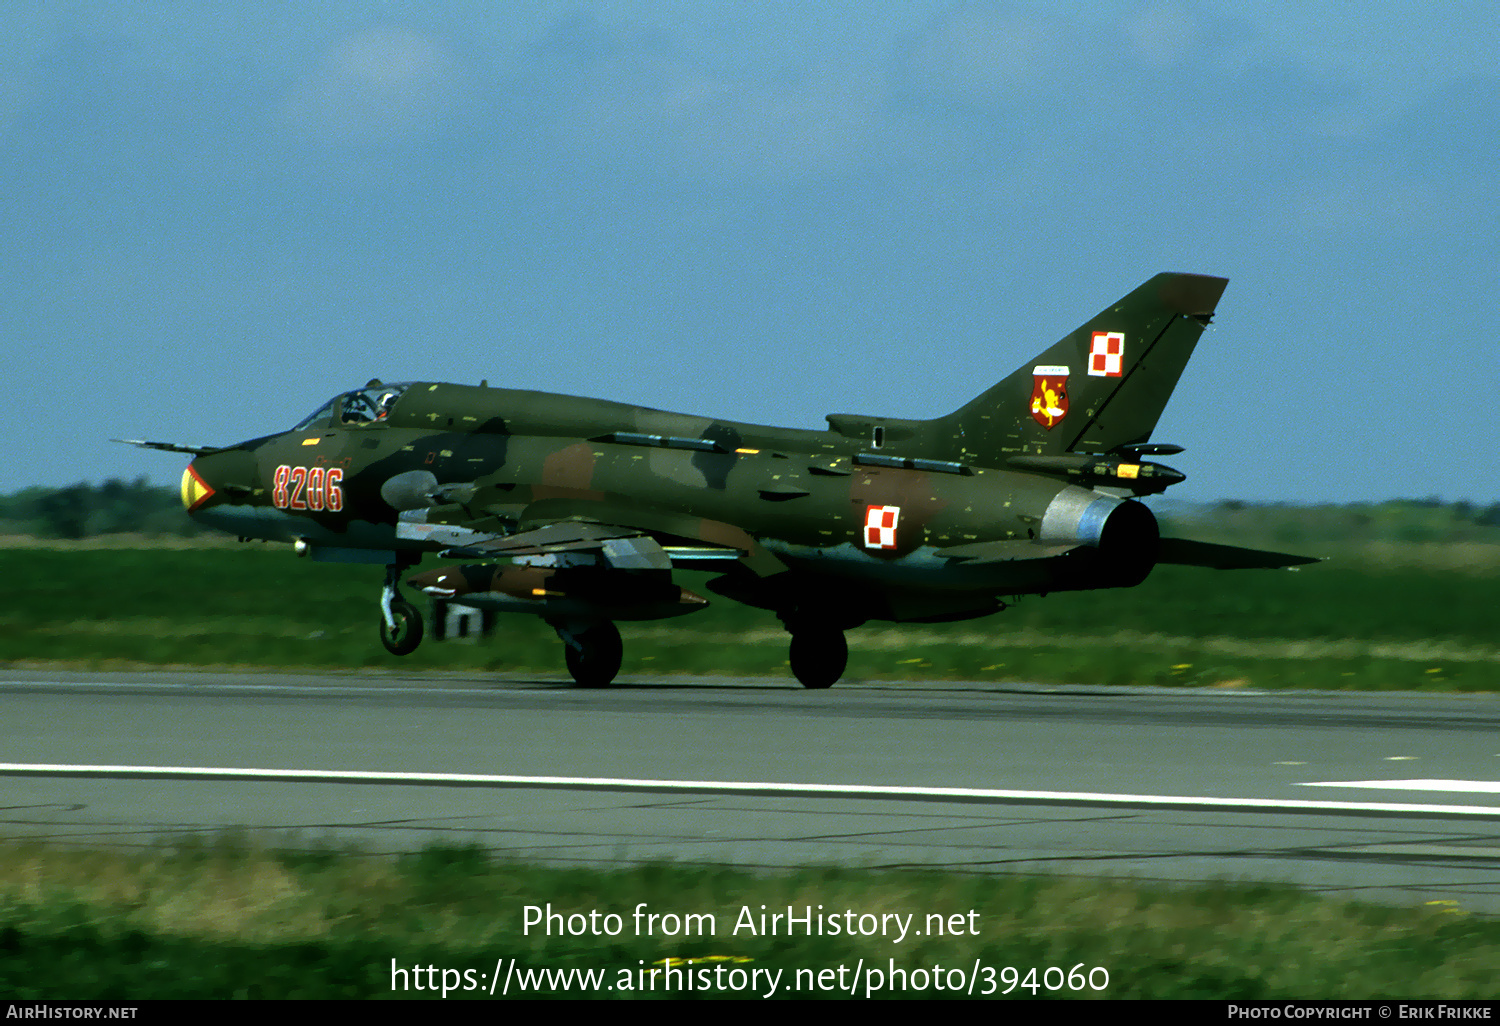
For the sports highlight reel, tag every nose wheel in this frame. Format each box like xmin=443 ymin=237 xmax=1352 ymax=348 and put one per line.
xmin=380 ymin=563 xmax=424 ymax=656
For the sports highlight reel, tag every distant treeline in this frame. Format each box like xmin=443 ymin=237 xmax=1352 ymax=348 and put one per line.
xmin=1165 ymin=497 xmax=1500 ymax=547
xmin=0 ymin=479 xmax=200 ymax=539
xmin=1 ymin=481 xmax=1498 ymax=542
xmin=1215 ymin=497 xmax=1500 ymax=524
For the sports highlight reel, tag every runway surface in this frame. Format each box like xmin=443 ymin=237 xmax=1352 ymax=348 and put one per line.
xmin=3 ymin=669 xmax=1499 ymax=912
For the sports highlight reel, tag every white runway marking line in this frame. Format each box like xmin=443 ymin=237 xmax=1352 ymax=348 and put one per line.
xmin=1300 ymin=779 xmax=1500 ymax=794
xmin=4 ymin=763 xmax=1500 ymax=820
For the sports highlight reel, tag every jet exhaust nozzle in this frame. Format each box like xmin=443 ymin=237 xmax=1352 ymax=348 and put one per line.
xmin=1040 ymin=486 xmax=1159 ymax=586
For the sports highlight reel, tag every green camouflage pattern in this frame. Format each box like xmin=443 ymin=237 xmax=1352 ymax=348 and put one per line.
xmin=138 ymin=272 xmax=1314 ymax=687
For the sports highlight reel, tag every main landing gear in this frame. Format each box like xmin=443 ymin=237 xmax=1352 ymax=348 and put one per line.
xmin=550 ymin=620 xmax=623 ymax=688
xmin=786 ymin=624 xmax=848 ymax=689
xmin=382 ymin=561 xmax=849 ymax=690
xmin=379 ymin=562 xmax=424 ymax=656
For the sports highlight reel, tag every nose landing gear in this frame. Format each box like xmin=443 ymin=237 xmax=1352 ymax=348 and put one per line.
xmin=380 ymin=562 xmax=424 ymax=656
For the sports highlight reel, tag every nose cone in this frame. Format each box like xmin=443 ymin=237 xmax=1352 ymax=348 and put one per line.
xmin=181 ymin=461 xmax=216 ymax=512
xmin=180 ymin=448 xmax=253 ymax=518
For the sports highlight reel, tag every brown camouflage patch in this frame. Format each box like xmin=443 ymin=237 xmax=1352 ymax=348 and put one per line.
xmin=533 ymin=442 xmax=603 ymax=502
xmin=847 ymin=468 xmax=948 ymax=556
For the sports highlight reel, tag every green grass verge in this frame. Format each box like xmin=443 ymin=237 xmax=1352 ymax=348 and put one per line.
xmin=3 ymin=545 xmax=1498 ymax=690
xmin=0 ymin=838 xmax=1494 ymax=999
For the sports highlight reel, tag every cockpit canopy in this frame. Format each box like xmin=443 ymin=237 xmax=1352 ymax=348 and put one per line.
xmin=293 ymin=383 xmax=413 ymax=431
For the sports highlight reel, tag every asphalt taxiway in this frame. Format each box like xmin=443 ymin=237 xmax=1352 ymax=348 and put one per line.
xmin=3 ymin=669 xmax=1498 ymax=911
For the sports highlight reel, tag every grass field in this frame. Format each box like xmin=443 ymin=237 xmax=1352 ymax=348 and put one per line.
xmin=2 ymin=537 xmax=1497 ymax=690
xmin=1 ymin=838 xmax=1496 ymax=999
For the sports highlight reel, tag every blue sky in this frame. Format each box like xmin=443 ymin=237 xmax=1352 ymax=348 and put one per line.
xmin=6 ymin=2 xmax=1497 ymax=503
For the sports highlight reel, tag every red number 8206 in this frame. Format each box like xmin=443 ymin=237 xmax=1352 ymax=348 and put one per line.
xmin=272 ymin=465 xmax=343 ymax=512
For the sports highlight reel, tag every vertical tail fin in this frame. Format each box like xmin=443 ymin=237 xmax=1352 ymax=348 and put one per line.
xmin=930 ymin=273 xmax=1228 ymax=464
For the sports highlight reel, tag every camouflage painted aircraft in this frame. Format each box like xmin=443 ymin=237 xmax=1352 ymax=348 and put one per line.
xmin=125 ymin=273 xmax=1313 ymax=688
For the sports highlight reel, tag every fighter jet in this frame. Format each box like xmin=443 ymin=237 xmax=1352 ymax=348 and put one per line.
xmin=125 ymin=273 xmax=1313 ymax=688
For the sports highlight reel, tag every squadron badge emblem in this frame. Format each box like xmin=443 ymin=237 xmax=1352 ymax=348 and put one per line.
xmin=1030 ymin=365 xmax=1069 ymax=430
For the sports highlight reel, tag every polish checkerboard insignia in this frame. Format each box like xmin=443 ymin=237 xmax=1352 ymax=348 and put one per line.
xmin=864 ymin=505 xmax=900 ymax=550
xmin=1089 ymin=331 xmax=1125 ymax=377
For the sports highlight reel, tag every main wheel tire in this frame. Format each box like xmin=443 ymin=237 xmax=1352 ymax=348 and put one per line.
xmin=789 ymin=628 xmax=846 ymax=689
xmin=564 ymin=621 xmax=623 ymax=688
xmin=379 ymin=598 xmax=424 ymax=656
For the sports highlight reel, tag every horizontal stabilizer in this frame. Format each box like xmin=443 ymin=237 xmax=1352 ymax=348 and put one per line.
xmin=1157 ymin=537 xmax=1319 ymax=570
